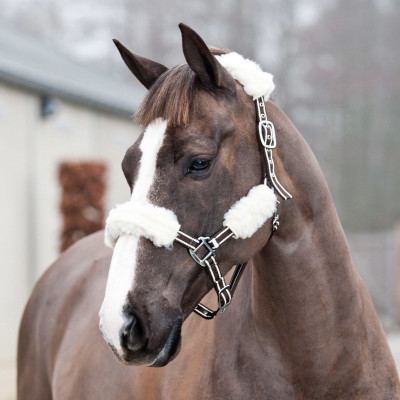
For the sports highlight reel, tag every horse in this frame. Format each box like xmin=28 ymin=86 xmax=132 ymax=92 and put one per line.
xmin=17 ymin=23 xmax=400 ymax=399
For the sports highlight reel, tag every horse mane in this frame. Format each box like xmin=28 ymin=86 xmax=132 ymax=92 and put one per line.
xmin=134 ymin=48 xmax=230 ymax=127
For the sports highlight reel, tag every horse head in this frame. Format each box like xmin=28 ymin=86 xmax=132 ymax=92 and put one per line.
xmin=99 ymin=24 xmax=280 ymax=366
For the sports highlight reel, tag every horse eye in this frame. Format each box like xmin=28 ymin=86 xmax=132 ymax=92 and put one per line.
xmin=189 ymin=159 xmax=210 ymax=173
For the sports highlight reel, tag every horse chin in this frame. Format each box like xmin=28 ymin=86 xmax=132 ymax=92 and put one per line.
xmin=150 ymin=334 xmax=182 ymax=367
xmin=149 ymin=316 xmax=183 ymax=367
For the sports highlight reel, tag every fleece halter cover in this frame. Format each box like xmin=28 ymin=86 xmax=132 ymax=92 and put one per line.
xmin=105 ymin=52 xmax=277 ymax=250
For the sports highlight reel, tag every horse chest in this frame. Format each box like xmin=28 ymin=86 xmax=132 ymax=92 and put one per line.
xmin=142 ymin=318 xmax=296 ymax=400
xmin=129 ymin=353 xmax=295 ymax=400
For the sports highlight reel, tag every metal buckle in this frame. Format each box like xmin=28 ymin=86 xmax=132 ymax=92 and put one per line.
xmin=272 ymin=213 xmax=280 ymax=231
xmin=194 ymin=303 xmax=217 ymax=319
xmin=217 ymin=284 xmax=231 ymax=312
xmin=258 ymin=120 xmax=277 ymax=149
xmin=189 ymin=237 xmax=216 ymax=267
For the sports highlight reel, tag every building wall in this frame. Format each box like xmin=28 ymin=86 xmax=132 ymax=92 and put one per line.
xmin=0 ymin=82 xmax=140 ymax=399
xmin=0 ymin=83 xmax=33 ymax=400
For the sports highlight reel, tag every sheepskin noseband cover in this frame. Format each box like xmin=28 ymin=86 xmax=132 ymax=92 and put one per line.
xmin=105 ymin=185 xmax=276 ymax=248
xmin=105 ymin=202 xmax=180 ymax=248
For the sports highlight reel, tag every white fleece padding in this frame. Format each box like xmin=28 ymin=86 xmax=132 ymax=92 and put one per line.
xmin=223 ymin=185 xmax=277 ymax=239
xmin=105 ymin=201 xmax=180 ymax=248
xmin=215 ymin=52 xmax=275 ymax=100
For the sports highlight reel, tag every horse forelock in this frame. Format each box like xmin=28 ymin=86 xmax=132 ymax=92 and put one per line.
xmin=134 ymin=48 xmax=230 ymax=128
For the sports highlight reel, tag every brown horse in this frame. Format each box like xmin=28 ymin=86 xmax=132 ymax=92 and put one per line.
xmin=18 ymin=24 xmax=400 ymax=399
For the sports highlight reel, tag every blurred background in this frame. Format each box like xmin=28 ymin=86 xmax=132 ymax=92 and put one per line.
xmin=0 ymin=0 xmax=399 ymax=398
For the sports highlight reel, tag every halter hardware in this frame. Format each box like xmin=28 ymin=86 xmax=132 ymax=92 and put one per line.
xmin=189 ymin=237 xmax=216 ymax=267
xmin=176 ymin=228 xmax=242 ymax=319
xmin=258 ymin=120 xmax=277 ymax=149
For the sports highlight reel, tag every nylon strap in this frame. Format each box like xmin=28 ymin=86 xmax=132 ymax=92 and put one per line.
xmin=176 ymin=227 xmax=245 ymax=319
xmin=256 ymin=97 xmax=292 ymax=200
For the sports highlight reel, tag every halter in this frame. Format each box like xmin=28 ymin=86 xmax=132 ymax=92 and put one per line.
xmin=172 ymin=95 xmax=291 ymax=319
xmin=105 ymin=52 xmax=292 ymax=320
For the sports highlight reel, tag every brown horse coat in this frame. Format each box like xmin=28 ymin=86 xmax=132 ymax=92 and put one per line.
xmin=18 ymin=24 xmax=400 ymax=400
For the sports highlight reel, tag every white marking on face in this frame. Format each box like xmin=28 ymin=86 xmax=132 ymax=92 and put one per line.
xmin=99 ymin=235 xmax=139 ymax=353
xmin=132 ymin=119 xmax=167 ymax=203
xmin=99 ymin=118 xmax=167 ymax=354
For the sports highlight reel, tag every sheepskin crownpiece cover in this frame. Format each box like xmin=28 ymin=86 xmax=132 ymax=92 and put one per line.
xmin=215 ymin=52 xmax=275 ymax=100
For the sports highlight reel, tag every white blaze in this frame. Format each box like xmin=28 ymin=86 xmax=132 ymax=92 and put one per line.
xmin=132 ymin=119 xmax=167 ymax=203
xmin=99 ymin=119 xmax=167 ymax=353
xmin=99 ymin=235 xmax=139 ymax=353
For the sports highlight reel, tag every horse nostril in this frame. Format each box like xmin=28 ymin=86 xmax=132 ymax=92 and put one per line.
xmin=122 ymin=312 xmax=147 ymax=353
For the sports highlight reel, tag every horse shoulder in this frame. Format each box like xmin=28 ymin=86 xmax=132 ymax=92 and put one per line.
xmin=17 ymin=231 xmax=112 ymax=399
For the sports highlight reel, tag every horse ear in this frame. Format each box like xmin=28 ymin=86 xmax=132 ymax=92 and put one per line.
xmin=178 ymin=23 xmax=235 ymax=92
xmin=113 ymin=39 xmax=168 ymax=89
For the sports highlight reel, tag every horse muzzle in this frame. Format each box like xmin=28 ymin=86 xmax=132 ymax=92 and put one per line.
xmin=108 ymin=309 xmax=183 ymax=367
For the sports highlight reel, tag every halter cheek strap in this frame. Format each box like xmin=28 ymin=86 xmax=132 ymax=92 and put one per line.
xmin=256 ymin=97 xmax=292 ymax=200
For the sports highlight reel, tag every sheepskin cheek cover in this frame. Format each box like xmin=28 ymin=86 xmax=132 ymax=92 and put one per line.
xmin=223 ymin=185 xmax=277 ymax=239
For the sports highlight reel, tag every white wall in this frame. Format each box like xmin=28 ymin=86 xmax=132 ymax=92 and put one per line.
xmin=32 ymin=99 xmax=140 ymax=277
xmin=0 ymin=82 xmax=141 ymax=399
xmin=0 ymin=84 xmax=34 ymax=400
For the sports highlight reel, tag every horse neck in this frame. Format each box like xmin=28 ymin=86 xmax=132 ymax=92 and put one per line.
xmin=248 ymin=102 xmax=377 ymax=376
